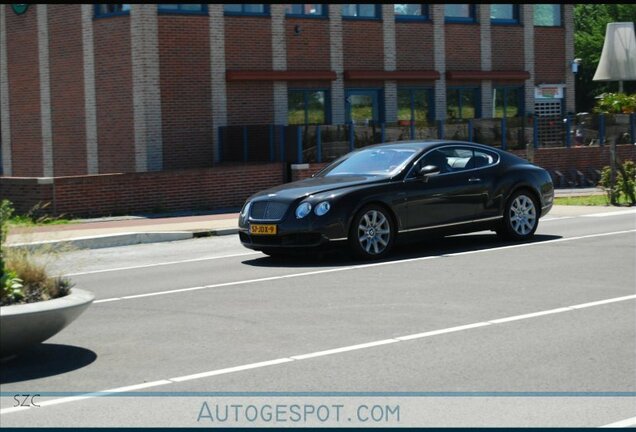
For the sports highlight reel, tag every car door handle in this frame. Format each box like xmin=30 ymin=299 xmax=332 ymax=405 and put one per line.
xmin=468 ymin=177 xmax=481 ymax=182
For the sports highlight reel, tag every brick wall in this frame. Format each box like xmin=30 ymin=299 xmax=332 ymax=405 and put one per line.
xmin=224 ymin=17 xmax=272 ymax=69
xmin=49 ymin=4 xmax=87 ymax=176
xmin=491 ymin=25 xmax=524 ymax=71
xmin=534 ymin=27 xmax=565 ymax=83
xmin=158 ymin=15 xmax=213 ymax=170
xmin=395 ymin=21 xmax=435 ymax=70
xmin=512 ymin=144 xmax=636 ymax=174
xmin=6 ymin=6 xmax=42 ymax=176
xmin=4 ymin=146 xmax=633 ymax=217
xmin=445 ymin=24 xmax=480 ymax=71
xmin=1 ymin=163 xmax=285 ymax=217
xmin=94 ymin=16 xmax=135 ymax=174
xmin=292 ymin=145 xmax=636 ymax=182
xmin=343 ymin=21 xmax=384 ymax=70
xmin=286 ymin=17 xmax=330 ymax=70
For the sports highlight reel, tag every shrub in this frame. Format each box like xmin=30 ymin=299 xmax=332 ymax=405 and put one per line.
xmin=0 ymin=199 xmax=73 ymax=306
xmin=593 ymin=92 xmax=636 ymax=114
xmin=598 ymin=160 xmax=636 ymax=206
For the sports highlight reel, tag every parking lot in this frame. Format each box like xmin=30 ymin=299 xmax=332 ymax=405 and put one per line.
xmin=1 ymin=206 xmax=635 ymax=427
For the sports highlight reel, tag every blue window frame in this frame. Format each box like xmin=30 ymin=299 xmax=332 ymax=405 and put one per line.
xmin=158 ymin=4 xmax=207 ymax=15
xmin=288 ymin=89 xmax=330 ymax=125
xmin=345 ymin=89 xmax=384 ymax=125
xmin=94 ymin=4 xmax=130 ymax=18
xmin=492 ymin=86 xmax=524 ymax=118
xmin=285 ymin=4 xmax=326 ymax=18
xmin=490 ymin=4 xmax=519 ymax=25
xmin=534 ymin=4 xmax=561 ymax=27
xmin=224 ymin=4 xmax=269 ymax=16
xmin=342 ymin=4 xmax=381 ymax=20
xmin=398 ymin=88 xmax=434 ymax=124
xmin=394 ymin=4 xmax=429 ymax=21
xmin=447 ymin=87 xmax=481 ymax=120
xmin=444 ymin=4 xmax=475 ymax=23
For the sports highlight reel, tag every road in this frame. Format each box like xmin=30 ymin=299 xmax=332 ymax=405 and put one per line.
xmin=1 ymin=206 xmax=635 ymax=427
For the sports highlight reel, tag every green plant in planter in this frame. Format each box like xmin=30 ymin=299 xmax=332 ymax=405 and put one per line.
xmin=0 ymin=199 xmax=74 ymax=306
xmin=593 ymin=92 xmax=636 ymax=114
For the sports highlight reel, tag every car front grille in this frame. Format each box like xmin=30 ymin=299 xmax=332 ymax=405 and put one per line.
xmin=250 ymin=201 xmax=288 ymax=221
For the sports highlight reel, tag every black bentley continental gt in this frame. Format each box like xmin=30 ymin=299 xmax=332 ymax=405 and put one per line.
xmin=238 ymin=140 xmax=554 ymax=260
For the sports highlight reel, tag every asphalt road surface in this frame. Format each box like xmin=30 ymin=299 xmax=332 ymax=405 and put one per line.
xmin=1 ymin=206 xmax=635 ymax=427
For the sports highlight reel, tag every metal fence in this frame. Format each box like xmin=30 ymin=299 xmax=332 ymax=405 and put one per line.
xmin=218 ymin=113 xmax=636 ymax=164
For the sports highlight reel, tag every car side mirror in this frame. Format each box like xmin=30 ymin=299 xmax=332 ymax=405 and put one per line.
xmin=418 ymin=164 xmax=440 ymax=179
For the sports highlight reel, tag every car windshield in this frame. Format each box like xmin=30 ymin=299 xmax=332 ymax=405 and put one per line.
xmin=318 ymin=147 xmax=418 ymax=177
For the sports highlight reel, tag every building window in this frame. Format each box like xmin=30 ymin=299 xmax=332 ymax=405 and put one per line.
xmin=288 ymin=90 xmax=329 ymax=125
xmin=342 ymin=4 xmax=380 ymax=19
xmin=285 ymin=4 xmax=325 ymax=17
xmin=444 ymin=4 xmax=475 ymax=23
xmin=398 ymin=88 xmax=433 ymax=124
xmin=94 ymin=4 xmax=130 ymax=18
xmin=158 ymin=4 xmax=207 ymax=15
xmin=447 ymin=87 xmax=480 ymax=120
xmin=490 ymin=4 xmax=518 ymax=24
xmin=493 ymin=87 xmax=523 ymax=118
xmin=534 ymin=4 xmax=561 ymax=27
xmin=394 ymin=4 xmax=428 ymax=20
xmin=223 ymin=4 xmax=268 ymax=16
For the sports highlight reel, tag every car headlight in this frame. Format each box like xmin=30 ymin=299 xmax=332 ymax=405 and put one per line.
xmin=314 ymin=201 xmax=331 ymax=216
xmin=295 ymin=202 xmax=312 ymax=219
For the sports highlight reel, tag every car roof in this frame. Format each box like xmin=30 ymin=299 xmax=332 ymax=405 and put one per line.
xmin=362 ymin=140 xmax=501 ymax=153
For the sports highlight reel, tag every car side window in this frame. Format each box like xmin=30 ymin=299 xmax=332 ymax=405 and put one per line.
xmin=408 ymin=146 xmax=499 ymax=179
xmin=467 ymin=149 xmax=497 ymax=169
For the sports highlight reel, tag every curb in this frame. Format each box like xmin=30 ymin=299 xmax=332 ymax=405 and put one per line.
xmin=5 ymin=231 xmax=197 ymax=252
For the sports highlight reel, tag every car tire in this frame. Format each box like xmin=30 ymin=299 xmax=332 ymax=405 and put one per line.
xmin=348 ymin=204 xmax=395 ymax=260
xmin=497 ymin=189 xmax=540 ymax=241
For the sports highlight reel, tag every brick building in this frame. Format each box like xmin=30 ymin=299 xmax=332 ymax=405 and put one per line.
xmin=1 ymin=4 xmax=608 ymax=216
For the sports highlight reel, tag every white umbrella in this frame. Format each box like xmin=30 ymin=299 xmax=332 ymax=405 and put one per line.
xmin=593 ymin=22 xmax=636 ymax=92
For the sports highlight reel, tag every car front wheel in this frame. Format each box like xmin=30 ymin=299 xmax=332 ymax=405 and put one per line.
xmin=498 ymin=190 xmax=539 ymax=241
xmin=349 ymin=204 xmax=395 ymax=260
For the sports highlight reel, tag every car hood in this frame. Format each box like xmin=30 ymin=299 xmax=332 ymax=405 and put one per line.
xmin=249 ymin=175 xmax=386 ymax=202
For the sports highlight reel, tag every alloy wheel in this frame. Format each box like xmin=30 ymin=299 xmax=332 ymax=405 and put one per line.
xmin=508 ymin=195 xmax=537 ymax=236
xmin=357 ymin=209 xmax=391 ymax=255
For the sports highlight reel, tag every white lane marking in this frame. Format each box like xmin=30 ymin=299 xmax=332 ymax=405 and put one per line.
xmin=542 ymin=216 xmax=576 ymax=221
xmin=600 ymin=416 xmax=636 ymax=428
xmin=571 ymin=295 xmax=636 ymax=310
xmin=489 ymin=307 xmax=573 ymax=324
xmin=290 ymin=339 xmax=399 ymax=360
xmin=91 ymin=230 xmax=636 ymax=304
xmin=582 ymin=209 xmax=636 ymax=218
xmin=2 ymin=294 xmax=634 ymax=416
xmin=38 ymin=380 xmax=173 ymax=407
xmin=170 ymin=358 xmax=294 ymax=383
xmin=396 ymin=322 xmax=492 ymax=341
xmin=62 ymin=252 xmax=261 ymax=277
xmin=61 ymin=211 xmax=633 ymax=277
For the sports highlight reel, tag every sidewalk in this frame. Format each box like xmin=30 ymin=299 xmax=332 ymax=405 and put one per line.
xmin=4 ymin=187 xmax=611 ymax=250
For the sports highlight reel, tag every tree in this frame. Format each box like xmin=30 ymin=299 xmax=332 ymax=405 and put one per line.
xmin=574 ymin=4 xmax=636 ymax=112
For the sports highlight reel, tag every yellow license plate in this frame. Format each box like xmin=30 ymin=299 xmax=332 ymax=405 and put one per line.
xmin=250 ymin=224 xmax=277 ymax=235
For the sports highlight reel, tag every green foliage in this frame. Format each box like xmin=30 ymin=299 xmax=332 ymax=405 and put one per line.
xmin=598 ymin=160 xmax=636 ymax=206
xmin=1 ymin=270 xmax=24 ymax=304
xmin=0 ymin=199 xmax=74 ymax=306
xmin=593 ymin=93 xmax=636 ymax=114
xmin=574 ymin=4 xmax=636 ymax=112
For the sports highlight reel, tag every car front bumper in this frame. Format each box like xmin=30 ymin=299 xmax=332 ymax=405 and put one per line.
xmin=238 ymin=216 xmax=348 ymax=251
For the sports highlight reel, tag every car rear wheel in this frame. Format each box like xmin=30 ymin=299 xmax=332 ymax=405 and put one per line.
xmin=349 ymin=204 xmax=395 ymax=260
xmin=497 ymin=190 xmax=539 ymax=241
